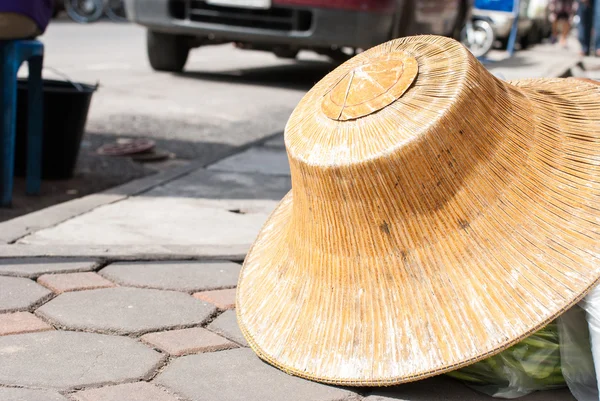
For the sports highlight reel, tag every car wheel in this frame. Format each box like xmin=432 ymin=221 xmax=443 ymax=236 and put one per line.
xmin=272 ymin=48 xmax=299 ymax=59
xmin=147 ymin=30 xmax=190 ymax=73
xmin=461 ymin=20 xmax=495 ymax=58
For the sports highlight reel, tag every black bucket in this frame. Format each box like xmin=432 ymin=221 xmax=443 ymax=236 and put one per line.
xmin=14 ymin=79 xmax=97 ymax=180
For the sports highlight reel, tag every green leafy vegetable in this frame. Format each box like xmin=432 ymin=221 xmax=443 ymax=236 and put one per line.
xmin=446 ymin=322 xmax=566 ymax=391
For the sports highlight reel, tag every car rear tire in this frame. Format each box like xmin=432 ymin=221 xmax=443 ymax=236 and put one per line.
xmin=272 ymin=48 xmax=299 ymax=59
xmin=461 ymin=19 xmax=495 ymax=58
xmin=147 ymin=30 xmax=190 ymax=73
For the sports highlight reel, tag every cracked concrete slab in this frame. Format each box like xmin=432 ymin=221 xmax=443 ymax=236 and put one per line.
xmin=0 ymin=331 xmax=164 ymax=390
xmin=17 ymin=169 xmax=290 ymax=250
xmin=19 ymin=197 xmax=278 ymax=247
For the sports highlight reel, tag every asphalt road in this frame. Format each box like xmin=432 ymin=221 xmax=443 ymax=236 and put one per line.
xmin=39 ymin=19 xmax=336 ymax=162
xmin=5 ymin=19 xmax=579 ymax=222
xmin=6 ymin=19 xmax=341 ymax=223
xmin=36 ymin=19 xmax=581 ymax=163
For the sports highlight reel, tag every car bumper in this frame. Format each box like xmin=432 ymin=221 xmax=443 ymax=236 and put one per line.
xmin=473 ymin=9 xmax=535 ymax=39
xmin=473 ymin=9 xmax=514 ymax=37
xmin=125 ymin=0 xmax=394 ymax=49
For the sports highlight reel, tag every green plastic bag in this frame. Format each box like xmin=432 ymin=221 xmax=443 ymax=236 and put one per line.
xmin=446 ymin=305 xmax=597 ymax=399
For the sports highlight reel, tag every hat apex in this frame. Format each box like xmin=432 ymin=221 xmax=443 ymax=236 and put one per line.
xmin=284 ymin=35 xmax=533 ymax=254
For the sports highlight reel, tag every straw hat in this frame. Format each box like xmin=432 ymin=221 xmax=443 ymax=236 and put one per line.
xmin=236 ymin=35 xmax=600 ymax=386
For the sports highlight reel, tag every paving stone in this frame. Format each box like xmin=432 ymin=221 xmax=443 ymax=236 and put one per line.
xmin=263 ymin=135 xmax=285 ymax=148
xmin=38 ymin=272 xmax=115 ymax=293
xmin=148 ymin=168 xmax=291 ymax=200
xmin=100 ymin=261 xmax=241 ymax=292
xmin=364 ymin=376 xmax=576 ymax=400
xmin=156 ymin=348 xmax=359 ymax=401
xmin=20 ymin=196 xmax=282 ymax=247
xmin=207 ymin=310 xmax=247 ymax=346
xmin=0 ymin=387 xmax=68 ymax=401
xmin=0 ymin=312 xmax=53 ymax=336
xmin=142 ymin=327 xmax=237 ymax=356
xmin=0 ymin=258 xmax=97 ymax=278
xmin=73 ymin=382 xmax=179 ymax=401
xmin=208 ymin=147 xmax=290 ymax=176
xmin=193 ymin=288 xmax=236 ymax=310
xmin=0 ymin=331 xmax=164 ymax=390
xmin=0 ymin=276 xmax=52 ymax=313
xmin=36 ymin=287 xmax=216 ymax=335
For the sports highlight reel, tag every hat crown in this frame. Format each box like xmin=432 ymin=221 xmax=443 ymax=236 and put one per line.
xmin=283 ymin=36 xmax=534 ymax=256
xmin=239 ymin=35 xmax=600 ymax=386
xmin=321 ymin=52 xmax=418 ymax=121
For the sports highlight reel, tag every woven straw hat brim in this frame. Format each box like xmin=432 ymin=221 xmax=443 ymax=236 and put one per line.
xmin=237 ymin=36 xmax=600 ymax=386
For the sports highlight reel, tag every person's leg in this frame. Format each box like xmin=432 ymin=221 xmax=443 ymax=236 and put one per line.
xmin=0 ymin=13 xmax=40 ymax=40
xmin=593 ymin=0 xmax=600 ymax=54
xmin=579 ymin=0 xmax=594 ymax=54
xmin=560 ymin=18 xmax=572 ymax=46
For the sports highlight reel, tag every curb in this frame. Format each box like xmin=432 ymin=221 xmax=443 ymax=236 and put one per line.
xmin=0 ymin=244 xmax=248 ymax=261
xmin=484 ymin=44 xmax=583 ymax=81
xmin=548 ymin=58 xmax=583 ymax=79
xmin=0 ymin=129 xmax=286 ymax=246
xmin=0 ymin=161 xmax=204 ymax=245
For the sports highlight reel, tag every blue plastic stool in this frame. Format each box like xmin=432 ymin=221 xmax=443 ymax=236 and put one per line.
xmin=0 ymin=39 xmax=44 ymax=207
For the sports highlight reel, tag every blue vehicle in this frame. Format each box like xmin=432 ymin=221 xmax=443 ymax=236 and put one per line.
xmin=461 ymin=0 xmax=516 ymax=57
xmin=476 ymin=0 xmax=515 ymax=12
xmin=473 ymin=0 xmax=550 ymax=51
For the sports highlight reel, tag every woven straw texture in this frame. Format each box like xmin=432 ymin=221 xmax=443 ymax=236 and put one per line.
xmin=236 ymin=35 xmax=600 ymax=386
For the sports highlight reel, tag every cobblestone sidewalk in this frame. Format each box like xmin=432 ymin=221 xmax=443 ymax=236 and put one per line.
xmin=0 ymin=258 xmax=576 ymax=401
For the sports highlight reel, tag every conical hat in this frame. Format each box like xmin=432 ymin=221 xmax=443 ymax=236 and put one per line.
xmin=236 ymin=35 xmax=600 ymax=386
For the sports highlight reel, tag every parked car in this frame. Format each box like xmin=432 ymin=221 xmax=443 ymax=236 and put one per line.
xmin=124 ymin=0 xmax=473 ymax=72
xmin=473 ymin=0 xmax=550 ymax=50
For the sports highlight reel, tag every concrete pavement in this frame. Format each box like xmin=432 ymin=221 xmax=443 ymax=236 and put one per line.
xmin=0 ymin=33 xmax=588 ymax=400
xmin=0 ymin=136 xmax=583 ymax=400
xmin=15 ymin=136 xmax=290 ymax=251
xmin=0 ymin=258 xmax=577 ymax=401
xmin=39 ymin=21 xmax=325 ymax=155
xmin=36 ymin=21 xmax=581 ymax=159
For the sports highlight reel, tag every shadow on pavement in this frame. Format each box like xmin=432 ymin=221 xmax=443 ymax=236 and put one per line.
xmin=177 ymin=60 xmax=337 ymax=91
xmin=0 ymin=132 xmax=245 ymax=223
xmin=484 ymin=52 xmax=541 ymax=72
xmin=84 ymin=132 xmax=239 ymax=164
xmin=139 ymin=166 xmax=292 ymax=201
